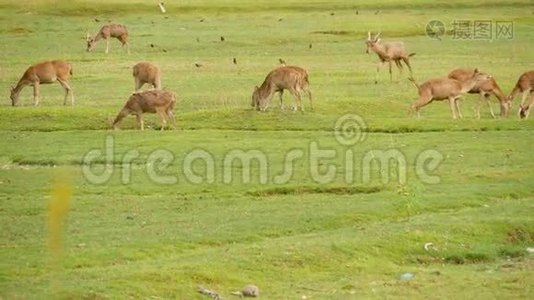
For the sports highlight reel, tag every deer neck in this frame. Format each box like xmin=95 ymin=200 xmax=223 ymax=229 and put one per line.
xmin=491 ymin=82 xmax=507 ymax=102
xmin=371 ymin=43 xmax=389 ymax=60
xmin=258 ymin=81 xmax=275 ymax=99
xmin=508 ymin=85 xmax=521 ymax=101
xmin=11 ymin=78 xmax=28 ymax=96
xmin=461 ymin=78 xmax=480 ymax=94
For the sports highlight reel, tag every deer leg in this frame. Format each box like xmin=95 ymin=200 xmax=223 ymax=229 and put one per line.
xmin=278 ymin=90 xmax=284 ymax=110
xmin=105 ymin=38 xmax=109 ymax=54
xmin=395 ymin=60 xmax=403 ymax=74
xmin=388 ymin=61 xmax=393 ymax=82
xmin=375 ymin=61 xmax=384 ymax=84
xmin=157 ymin=110 xmax=167 ymax=131
xmin=122 ymin=42 xmax=130 ymax=54
xmin=455 ymin=97 xmax=463 ymax=119
xmin=136 ymin=114 xmax=144 ymax=130
xmin=475 ymin=93 xmax=484 ymax=119
xmin=124 ymin=40 xmax=130 ymax=54
xmin=305 ymin=88 xmax=313 ymax=111
xmin=410 ymin=93 xmax=432 ymax=118
xmin=166 ymin=111 xmax=176 ymax=129
xmin=448 ymin=97 xmax=458 ymax=119
xmin=57 ymin=79 xmax=74 ymax=106
xmin=402 ymin=57 xmax=413 ymax=77
xmin=484 ymin=93 xmax=495 ymax=118
xmin=33 ymin=83 xmax=40 ymax=106
xmin=287 ymin=88 xmax=303 ymax=112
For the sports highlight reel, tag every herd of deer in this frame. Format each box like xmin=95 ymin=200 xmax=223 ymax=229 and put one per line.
xmin=8 ymin=24 xmax=534 ymax=130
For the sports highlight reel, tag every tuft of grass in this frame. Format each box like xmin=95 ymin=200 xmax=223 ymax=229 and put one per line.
xmin=247 ymin=185 xmax=385 ymax=197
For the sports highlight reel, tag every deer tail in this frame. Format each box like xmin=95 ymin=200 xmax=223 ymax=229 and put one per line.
xmin=409 ymin=53 xmax=416 ymax=57
xmin=69 ymin=64 xmax=73 ymax=76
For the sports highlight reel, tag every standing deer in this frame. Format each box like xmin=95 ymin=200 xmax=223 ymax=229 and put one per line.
xmin=86 ymin=23 xmax=129 ymax=54
xmin=10 ymin=60 xmax=74 ymax=106
xmin=409 ymin=69 xmax=491 ymax=119
xmin=113 ymin=90 xmax=176 ymax=130
xmin=252 ymin=66 xmax=312 ymax=112
xmin=133 ymin=62 xmax=161 ymax=91
xmin=507 ymin=70 xmax=534 ymax=119
xmin=448 ymin=68 xmax=510 ymax=118
xmin=365 ymin=31 xmax=415 ymax=84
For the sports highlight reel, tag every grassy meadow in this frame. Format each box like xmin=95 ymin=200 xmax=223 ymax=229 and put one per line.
xmin=0 ymin=0 xmax=533 ymax=299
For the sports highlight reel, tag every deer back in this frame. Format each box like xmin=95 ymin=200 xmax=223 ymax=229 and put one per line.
xmin=128 ymin=90 xmax=174 ymax=113
xmin=382 ymin=41 xmax=407 ymax=58
xmin=107 ymin=24 xmax=128 ymax=38
xmin=133 ymin=62 xmax=159 ymax=82
xmin=518 ymin=71 xmax=534 ymax=91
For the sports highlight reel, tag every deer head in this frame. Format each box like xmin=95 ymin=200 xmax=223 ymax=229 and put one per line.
xmin=251 ymin=86 xmax=259 ymax=108
xmin=519 ymin=104 xmax=530 ymax=119
xmin=86 ymin=33 xmax=95 ymax=52
xmin=10 ymin=86 xmax=19 ymax=106
xmin=365 ymin=31 xmax=381 ymax=54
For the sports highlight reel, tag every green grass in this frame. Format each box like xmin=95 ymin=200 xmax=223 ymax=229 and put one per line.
xmin=1 ymin=0 xmax=533 ymax=299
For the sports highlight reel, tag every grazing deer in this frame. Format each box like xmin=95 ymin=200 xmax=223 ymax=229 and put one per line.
xmin=86 ymin=23 xmax=129 ymax=54
xmin=508 ymin=70 xmax=534 ymax=119
xmin=448 ymin=68 xmax=510 ymax=118
xmin=409 ymin=69 xmax=491 ymax=119
xmin=133 ymin=62 xmax=161 ymax=91
xmin=252 ymin=66 xmax=312 ymax=112
xmin=10 ymin=60 xmax=74 ymax=106
xmin=113 ymin=90 xmax=176 ymax=130
xmin=365 ymin=31 xmax=415 ymax=84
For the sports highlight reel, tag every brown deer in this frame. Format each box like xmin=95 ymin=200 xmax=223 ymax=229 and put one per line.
xmin=86 ymin=23 xmax=129 ymax=54
xmin=409 ymin=69 xmax=492 ymax=119
xmin=508 ymin=70 xmax=534 ymax=119
xmin=448 ymin=68 xmax=510 ymax=118
xmin=251 ymin=66 xmax=312 ymax=112
xmin=365 ymin=31 xmax=415 ymax=84
xmin=133 ymin=62 xmax=161 ymax=91
xmin=10 ymin=60 xmax=74 ymax=106
xmin=112 ymin=90 xmax=176 ymax=130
